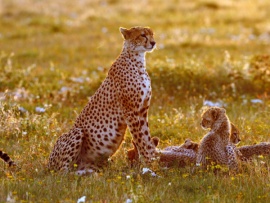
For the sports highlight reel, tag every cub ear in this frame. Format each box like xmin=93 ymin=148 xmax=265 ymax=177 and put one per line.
xmin=211 ymin=108 xmax=219 ymax=120
xmin=184 ymin=138 xmax=191 ymax=143
xmin=220 ymin=108 xmax=226 ymax=114
xmin=212 ymin=107 xmax=226 ymax=119
xmin=151 ymin=137 xmax=159 ymax=147
xmin=120 ymin=27 xmax=130 ymax=39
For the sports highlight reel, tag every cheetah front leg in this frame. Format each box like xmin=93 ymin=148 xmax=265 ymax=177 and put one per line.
xmin=123 ymin=110 xmax=156 ymax=163
xmin=137 ymin=105 xmax=157 ymax=161
xmin=117 ymin=82 xmax=156 ymax=163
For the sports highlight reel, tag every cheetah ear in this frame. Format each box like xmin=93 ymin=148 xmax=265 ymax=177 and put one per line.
xmin=151 ymin=137 xmax=159 ymax=147
xmin=120 ymin=27 xmax=130 ymax=39
xmin=193 ymin=143 xmax=199 ymax=150
xmin=184 ymin=138 xmax=191 ymax=143
xmin=220 ymin=107 xmax=226 ymax=114
xmin=184 ymin=138 xmax=192 ymax=148
xmin=212 ymin=109 xmax=219 ymax=120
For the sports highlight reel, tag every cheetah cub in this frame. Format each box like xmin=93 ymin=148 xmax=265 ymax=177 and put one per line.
xmin=237 ymin=142 xmax=270 ymax=161
xmin=164 ymin=138 xmax=199 ymax=152
xmin=48 ymin=26 xmax=157 ymax=173
xmin=196 ymin=107 xmax=238 ymax=170
xmin=127 ymin=137 xmax=197 ymax=167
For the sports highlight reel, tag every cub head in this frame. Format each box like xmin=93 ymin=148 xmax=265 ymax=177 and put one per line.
xmin=230 ymin=123 xmax=241 ymax=144
xmin=180 ymin=138 xmax=199 ymax=152
xmin=127 ymin=137 xmax=159 ymax=164
xmin=200 ymin=107 xmax=226 ymax=129
xmin=120 ymin=26 xmax=156 ymax=52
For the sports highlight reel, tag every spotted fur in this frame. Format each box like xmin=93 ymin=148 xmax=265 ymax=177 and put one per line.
xmin=230 ymin=123 xmax=241 ymax=145
xmin=238 ymin=142 xmax=270 ymax=161
xmin=48 ymin=26 xmax=157 ymax=172
xmin=196 ymin=107 xmax=239 ymax=170
xmin=128 ymin=122 xmax=270 ymax=168
xmin=164 ymin=138 xmax=199 ymax=152
xmin=127 ymin=137 xmax=196 ymax=167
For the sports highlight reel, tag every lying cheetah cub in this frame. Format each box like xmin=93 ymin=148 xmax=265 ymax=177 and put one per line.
xmin=127 ymin=122 xmax=240 ymax=168
xmin=164 ymin=123 xmax=270 ymax=165
xmin=238 ymin=142 xmax=270 ymax=161
xmin=164 ymin=122 xmax=240 ymax=154
xmin=164 ymin=138 xmax=199 ymax=152
xmin=196 ymin=107 xmax=238 ymax=170
xmin=128 ymin=122 xmax=270 ymax=168
xmin=127 ymin=137 xmax=197 ymax=167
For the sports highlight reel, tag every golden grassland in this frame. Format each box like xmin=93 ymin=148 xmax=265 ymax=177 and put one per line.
xmin=1 ymin=0 xmax=270 ymax=202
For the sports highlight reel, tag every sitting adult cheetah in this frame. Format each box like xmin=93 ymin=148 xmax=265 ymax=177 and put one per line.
xmin=48 ymin=26 xmax=157 ymax=173
xmin=0 ymin=150 xmax=15 ymax=167
xmin=196 ymin=107 xmax=239 ymax=170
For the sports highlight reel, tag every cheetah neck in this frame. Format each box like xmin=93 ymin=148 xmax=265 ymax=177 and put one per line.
xmin=121 ymin=48 xmax=146 ymax=68
xmin=211 ymin=115 xmax=231 ymax=140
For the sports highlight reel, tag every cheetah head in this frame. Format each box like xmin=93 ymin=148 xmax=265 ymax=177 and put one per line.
xmin=120 ymin=26 xmax=156 ymax=52
xmin=127 ymin=137 xmax=159 ymax=163
xmin=200 ymin=107 xmax=226 ymax=130
xmin=180 ymin=138 xmax=199 ymax=152
xmin=230 ymin=123 xmax=241 ymax=145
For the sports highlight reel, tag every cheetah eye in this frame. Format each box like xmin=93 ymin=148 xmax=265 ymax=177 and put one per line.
xmin=141 ymin=34 xmax=147 ymax=38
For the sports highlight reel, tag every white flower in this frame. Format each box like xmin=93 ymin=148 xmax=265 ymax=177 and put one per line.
xmin=203 ymin=100 xmax=226 ymax=107
xmin=142 ymin=168 xmax=158 ymax=177
xmin=13 ymin=88 xmax=28 ymax=101
xmin=18 ymin=107 xmax=27 ymax=113
xmin=102 ymin=27 xmax=108 ymax=33
xmin=97 ymin=66 xmax=104 ymax=71
xmin=126 ymin=199 xmax=132 ymax=203
xmin=75 ymin=169 xmax=94 ymax=176
xmin=126 ymin=175 xmax=131 ymax=179
xmin=251 ymin=99 xmax=263 ymax=104
xmin=70 ymin=77 xmax=84 ymax=83
xmin=6 ymin=192 xmax=15 ymax=203
xmin=35 ymin=107 xmax=46 ymax=113
xmin=77 ymin=196 xmax=86 ymax=203
xmin=59 ymin=86 xmax=70 ymax=93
